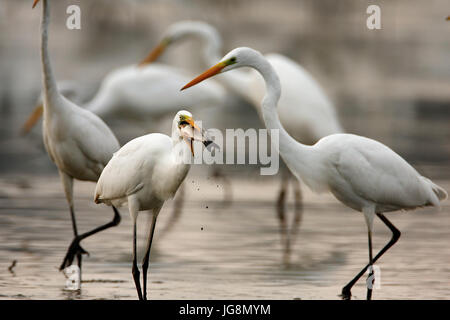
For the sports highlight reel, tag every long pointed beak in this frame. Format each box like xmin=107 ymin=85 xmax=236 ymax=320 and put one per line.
xmin=185 ymin=118 xmax=202 ymax=133
xmin=32 ymin=0 xmax=40 ymax=9
xmin=138 ymin=40 xmax=168 ymax=66
xmin=21 ymin=104 xmax=43 ymax=135
xmin=181 ymin=61 xmax=226 ymax=91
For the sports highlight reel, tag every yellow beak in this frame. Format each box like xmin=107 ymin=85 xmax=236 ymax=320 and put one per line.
xmin=181 ymin=61 xmax=226 ymax=91
xmin=138 ymin=40 xmax=169 ymax=67
xmin=185 ymin=117 xmax=202 ymax=133
xmin=32 ymin=0 xmax=40 ymax=9
xmin=21 ymin=104 xmax=43 ymax=135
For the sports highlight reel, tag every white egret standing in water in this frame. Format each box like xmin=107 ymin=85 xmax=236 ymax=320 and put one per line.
xmin=181 ymin=47 xmax=447 ymax=300
xmin=94 ymin=110 xmax=215 ymax=300
xmin=32 ymin=0 xmax=123 ymax=274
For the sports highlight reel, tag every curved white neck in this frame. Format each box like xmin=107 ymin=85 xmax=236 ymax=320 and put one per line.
xmin=40 ymin=0 xmax=60 ymax=107
xmin=249 ymin=53 xmax=317 ymax=181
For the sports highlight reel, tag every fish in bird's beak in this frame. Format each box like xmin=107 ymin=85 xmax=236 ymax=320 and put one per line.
xmin=32 ymin=0 xmax=40 ymax=8
xmin=138 ymin=38 xmax=171 ymax=66
xmin=181 ymin=61 xmax=227 ymax=91
xmin=21 ymin=104 xmax=43 ymax=135
xmin=179 ymin=115 xmax=218 ymax=156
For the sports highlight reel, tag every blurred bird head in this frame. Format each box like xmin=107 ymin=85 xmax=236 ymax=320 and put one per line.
xmin=139 ymin=21 xmax=220 ymax=66
xmin=174 ymin=110 xmax=217 ymax=156
xmin=181 ymin=47 xmax=261 ymax=90
xmin=32 ymin=0 xmax=40 ymax=8
xmin=21 ymin=81 xmax=85 ymax=135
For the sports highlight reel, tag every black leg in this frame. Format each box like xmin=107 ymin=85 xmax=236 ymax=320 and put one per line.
xmin=142 ymin=214 xmax=158 ymax=300
xmin=132 ymin=221 xmax=143 ymax=300
xmin=68 ymin=205 xmax=83 ymax=270
xmin=341 ymin=213 xmax=401 ymax=300
xmin=366 ymin=230 xmax=374 ymax=300
xmin=277 ymin=171 xmax=290 ymax=265
xmin=288 ymin=179 xmax=303 ymax=257
xmin=60 ymin=206 xmax=121 ymax=270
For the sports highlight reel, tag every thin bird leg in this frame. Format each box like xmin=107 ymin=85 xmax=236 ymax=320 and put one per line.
xmin=142 ymin=212 xmax=158 ymax=300
xmin=211 ymin=167 xmax=232 ymax=207
xmin=158 ymin=183 xmax=184 ymax=238
xmin=132 ymin=220 xmax=143 ymax=300
xmin=60 ymin=206 xmax=121 ymax=270
xmin=59 ymin=172 xmax=83 ymax=270
xmin=288 ymin=178 xmax=303 ymax=255
xmin=341 ymin=213 xmax=401 ymax=300
xmin=366 ymin=230 xmax=374 ymax=300
xmin=277 ymin=169 xmax=290 ymax=265
xmin=69 ymin=205 xmax=82 ymax=270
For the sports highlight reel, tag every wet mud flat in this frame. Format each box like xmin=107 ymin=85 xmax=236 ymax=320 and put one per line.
xmin=0 ymin=174 xmax=449 ymax=300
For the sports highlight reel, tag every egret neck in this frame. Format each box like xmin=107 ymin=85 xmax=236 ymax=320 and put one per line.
xmin=39 ymin=0 xmax=61 ymax=112
xmin=251 ymin=52 xmax=319 ymax=186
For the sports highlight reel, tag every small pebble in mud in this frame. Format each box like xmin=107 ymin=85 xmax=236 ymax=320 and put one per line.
xmin=197 ymin=188 xmax=200 ymax=191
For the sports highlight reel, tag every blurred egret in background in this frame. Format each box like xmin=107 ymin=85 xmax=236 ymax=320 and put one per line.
xmin=144 ymin=21 xmax=344 ymax=263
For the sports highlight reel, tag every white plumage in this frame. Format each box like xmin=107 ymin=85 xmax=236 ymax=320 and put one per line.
xmin=33 ymin=0 xmax=122 ymax=275
xmin=22 ymin=30 xmax=226 ymax=134
xmin=182 ymin=47 xmax=448 ymax=300
xmin=94 ymin=132 xmax=189 ymax=210
xmin=148 ymin=21 xmax=343 ymax=144
xmin=147 ymin=21 xmax=343 ymax=262
xmin=95 ymin=110 xmax=212 ymax=300
xmin=43 ymin=96 xmax=119 ymax=181
xmin=84 ymin=64 xmax=226 ymax=119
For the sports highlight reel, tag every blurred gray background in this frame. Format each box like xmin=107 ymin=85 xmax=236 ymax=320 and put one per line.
xmin=0 ymin=0 xmax=449 ymax=176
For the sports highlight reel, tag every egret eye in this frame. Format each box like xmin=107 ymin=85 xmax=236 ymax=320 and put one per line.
xmin=230 ymin=57 xmax=236 ymax=63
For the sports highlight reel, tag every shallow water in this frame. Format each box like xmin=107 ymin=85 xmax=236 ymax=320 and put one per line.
xmin=0 ymin=174 xmax=449 ymax=300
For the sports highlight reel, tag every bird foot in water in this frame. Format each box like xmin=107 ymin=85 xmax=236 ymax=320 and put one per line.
xmin=59 ymin=237 xmax=89 ymax=271
xmin=339 ymin=287 xmax=352 ymax=300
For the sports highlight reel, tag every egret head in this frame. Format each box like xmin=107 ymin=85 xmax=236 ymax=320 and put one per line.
xmin=139 ymin=21 xmax=219 ymax=66
xmin=173 ymin=110 xmax=216 ymax=156
xmin=181 ymin=47 xmax=260 ymax=90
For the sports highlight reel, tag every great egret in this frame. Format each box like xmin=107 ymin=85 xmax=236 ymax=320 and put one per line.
xmin=94 ymin=110 xmax=214 ymax=300
xmin=181 ymin=47 xmax=448 ymax=300
xmin=32 ymin=0 xmax=123 ymax=274
xmin=144 ymin=21 xmax=344 ymax=261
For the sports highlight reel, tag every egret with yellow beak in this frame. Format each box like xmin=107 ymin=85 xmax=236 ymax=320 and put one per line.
xmin=181 ymin=47 xmax=447 ymax=300
xmin=94 ymin=110 xmax=215 ymax=300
